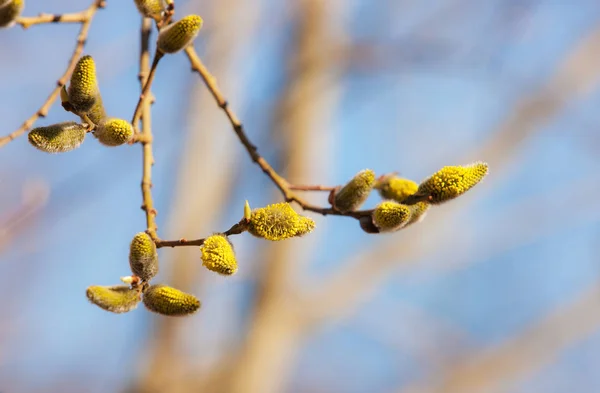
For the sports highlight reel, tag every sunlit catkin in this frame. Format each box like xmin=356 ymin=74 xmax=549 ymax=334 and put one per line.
xmin=248 ymin=202 xmax=315 ymax=241
xmin=406 ymin=162 xmax=489 ymax=205
xmin=68 ymin=55 xmax=99 ymax=114
xmin=28 ymin=122 xmax=86 ymax=153
xmin=374 ymin=175 xmax=418 ymax=203
xmin=94 ymin=118 xmax=133 ymax=146
xmin=86 ymin=285 xmax=141 ymax=313
xmin=201 ymin=234 xmax=237 ymax=275
xmin=157 ymin=15 xmax=203 ymax=53
xmin=0 ymin=0 xmax=24 ymax=28
xmin=333 ymin=169 xmax=375 ymax=213
xmin=143 ymin=285 xmax=200 ymax=316
xmin=129 ymin=232 xmax=158 ymax=281
xmin=372 ymin=201 xmax=411 ymax=232
xmin=134 ymin=0 xmax=165 ymax=20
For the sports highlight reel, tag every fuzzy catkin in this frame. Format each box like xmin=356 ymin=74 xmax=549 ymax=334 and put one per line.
xmin=157 ymin=15 xmax=203 ymax=53
xmin=68 ymin=55 xmax=99 ymax=114
xmin=129 ymin=232 xmax=158 ymax=281
xmin=333 ymin=169 xmax=375 ymax=213
xmin=247 ymin=202 xmax=315 ymax=241
xmin=94 ymin=118 xmax=133 ymax=146
xmin=201 ymin=234 xmax=237 ymax=275
xmin=86 ymin=285 xmax=141 ymax=313
xmin=28 ymin=122 xmax=86 ymax=153
xmin=143 ymin=285 xmax=200 ymax=316
xmin=408 ymin=162 xmax=489 ymax=205
xmin=372 ymin=201 xmax=411 ymax=232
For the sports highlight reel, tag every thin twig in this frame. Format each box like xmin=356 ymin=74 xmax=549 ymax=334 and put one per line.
xmin=131 ymin=50 xmax=164 ymax=135
xmin=138 ymin=18 xmax=159 ymax=241
xmin=0 ymin=0 xmax=105 ymax=148
xmin=155 ymin=220 xmax=248 ymax=248
xmin=16 ymin=12 xmax=89 ymax=29
xmin=287 ymin=184 xmax=337 ymax=192
xmin=184 ymin=46 xmax=376 ymax=219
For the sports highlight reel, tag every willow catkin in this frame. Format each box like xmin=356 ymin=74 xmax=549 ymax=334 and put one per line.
xmin=157 ymin=15 xmax=203 ymax=53
xmin=28 ymin=122 xmax=86 ymax=153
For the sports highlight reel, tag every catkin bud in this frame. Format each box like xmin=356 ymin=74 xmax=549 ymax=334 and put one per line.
xmin=94 ymin=118 xmax=133 ymax=146
xmin=129 ymin=232 xmax=158 ymax=281
xmin=406 ymin=202 xmax=430 ymax=226
xmin=157 ymin=15 xmax=203 ymax=54
xmin=372 ymin=201 xmax=411 ymax=232
xmin=405 ymin=162 xmax=489 ymax=205
xmin=134 ymin=0 xmax=166 ymax=20
xmin=201 ymin=234 xmax=237 ymax=275
xmin=359 ymin=216 xmax=380 ymax=234
xmin=143 ymin=284 xmax=200 ymax=316
xmin=86 ymin=93 xmax=107 ymax=125
xmin=0 ymin=0 xmax=24 ymax=28
xmin=68 ymin=55 xmax=99 ymax=114
xmin=333 ymin=169 xmax=375 ymax=213
xmin=374 ymin=175 xmax=418 ymax=203
xmin=86 ymin=285 xmax=141 ymax=313
xmin=248 ymin=202 xmax=316 ymax=241
xmin=28 ymin=122 xmax=86 ymax=153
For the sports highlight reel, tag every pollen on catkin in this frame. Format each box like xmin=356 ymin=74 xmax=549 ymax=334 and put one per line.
xmin=28 ymin=122 xmax=86 ymax=153
xmin=333 ymin=169 xmax=375 ymax=213
xmin=86 ymin=285 xmax=141 ymax=313
xmin=372 ymin=201 xmax=411 ymax=232
xmin=0 ymin=0 xmax=24 ymax=28
xmin=129 ymin=232 xmax=159 ymax=281
xmin=143 ymin=285 xmax=200 ymax=316
xmin=134 ymin=0 xmax=166 ymax=20
xmin=409 ymin=162 xmax=489 ymax=205
xmin=374 ymin=175 xmax=419 ymax=203
xmin=406 ymin=202 xmax=430 ymax=226
xmin=68 ymin=55 xmax=99 ymax=114
xmin=247 ymin=202 xmax=315 ymax=241
xmin=201 ymin=234 xmax=237 ymax=275
xmin=157 ymin=15 xmax=203 ymax=53
xmin=94 ymin=118 xmax=133 ymax=146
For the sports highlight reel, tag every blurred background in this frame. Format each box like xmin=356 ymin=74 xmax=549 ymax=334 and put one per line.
xmin=1 ymin=0 xmax=600 ymax=392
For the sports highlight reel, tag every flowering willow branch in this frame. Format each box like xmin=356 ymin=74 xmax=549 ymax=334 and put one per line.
xmin=0 ymin=0 xmax=104 ymax=148
xmin=183 ymin=46 xmax=376 ymax=220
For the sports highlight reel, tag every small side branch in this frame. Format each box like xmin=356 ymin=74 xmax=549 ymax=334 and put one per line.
xmin=155 ymin=220 xmax=248 ymax=248
xmin=0 ymin=0 xmax=105 ymax=148
xmin=184 ymin=46 xmax=373 ymax=220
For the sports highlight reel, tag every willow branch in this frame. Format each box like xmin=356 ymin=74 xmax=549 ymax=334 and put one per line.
xmin=16 ymin=11 xmax=89 ymax=29
xmin=287 ymin=184 xmax=337 ymax=192
xmin=155 ymin=220 xmax=248 ymax=248
xmin=0 ymin=0 xmax=105 ymax=148
xmin=137 ymin=18 xmax=160 ymax=242
xmin=184 ymin=46 xmax=377 ymax=219
xmin=132 ymin=50 xmax=164 ymax=136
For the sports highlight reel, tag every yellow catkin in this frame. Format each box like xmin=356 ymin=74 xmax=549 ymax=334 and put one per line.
xmin=129 ymin=232 xmax=159 ymax=281
xmin=374 ymin=175 xmax=419 ymax=203
xmin=372 ymin=201 xmax=411 ymax=232
xmin=86 ymin=285 xmax=141 ymax=313
xmin=157 ymin=15 xmax=203 ymax=53
xmin=201 ymin=234 xmax=237 ymax=275
xmin=248 ymin=202 xmax=315 ymax=241
xmin=86 ymin=92 xmax=107 ymax=125
xmin=68 ymin=55 xmax=99 ymax=114
xmin=134 ymin=0 xmax=165 ymax=20
xmin=0 ymin=0 xmax=24 ymax=28
xmin=143 ymin=285 xmax=201 ymax=316
xmin=94 ymin=118 xmax=133 ymax=146
xmin=406 ymin=202 xmax=430 ymax=226
xmin=333 ymin=169 xmax=375 ymax=213
xmin=410 ymin=162 xmax=489 ymax=205
xmin=28 ymin=122 xmax=86 ymax=153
